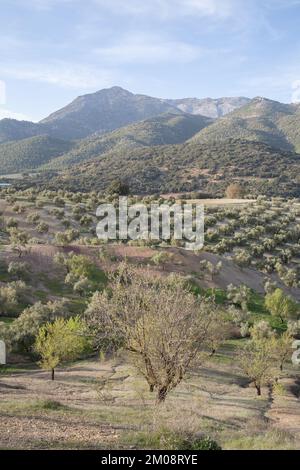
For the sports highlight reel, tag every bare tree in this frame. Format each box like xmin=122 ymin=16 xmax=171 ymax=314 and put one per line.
xmin=85 ymin=263 xmax=226 ymax=403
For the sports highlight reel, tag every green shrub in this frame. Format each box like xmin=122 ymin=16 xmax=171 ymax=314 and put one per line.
xmin=130 ymin=428 xmax=221 ymax=450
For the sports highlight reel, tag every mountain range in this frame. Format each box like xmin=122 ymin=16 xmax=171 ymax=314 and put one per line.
xmin=0 ymin=87 xmax=248 ymax=144
xmin=0 ymin=86 xmax=299 ymax=197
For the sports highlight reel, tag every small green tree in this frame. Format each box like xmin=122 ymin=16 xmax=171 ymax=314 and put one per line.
xmin=265 ymin=289 xmax=298 ymax=323
xmin=238 ymin=337 xmax=276 ymax=396
xmin=34 ymin=317 xmax=88 ymax=380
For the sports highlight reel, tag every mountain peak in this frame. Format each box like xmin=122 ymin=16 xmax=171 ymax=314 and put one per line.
xmin=39 ymin=86 xmax=182 ymax=139
xmin=94 ymin=85 xmax=132 ymax=96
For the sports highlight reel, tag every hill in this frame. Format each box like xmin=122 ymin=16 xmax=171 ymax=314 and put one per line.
xmin=0 ymin=135 xmax=73 ymax=174
xmin=190 ymin=97 xmax=300 ymax=152
xmin=43 ymin=113 xmax=213 ymax=169
xmin=38 ymin=139 xmax=300 ymax=197
xmin=0 ymin=119 xmax=42 ymax=144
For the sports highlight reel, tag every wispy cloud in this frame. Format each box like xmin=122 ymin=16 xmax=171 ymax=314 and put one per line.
xmin=93 ymin=0 xmax=236 ymax=19
xmin=0 ymin=62 xmax=115 ymax=89
xmin=238 ymin=64 xmax=300 ymax=103
xmin=9 ymin=0 xmax=79 ymax=11
xmin=93 ymin=34 xmax=203 ymax=64
xmin=0 ymin=107 xmax=32 ymax=121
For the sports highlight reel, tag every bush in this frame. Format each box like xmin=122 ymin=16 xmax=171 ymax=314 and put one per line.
xmin=183 ymin=435 xmax=221 ymax=451
xmin=133 ymin=428 xmax=222 ymax=451
xmin=8 ymin=261 xmax=29 ymax=279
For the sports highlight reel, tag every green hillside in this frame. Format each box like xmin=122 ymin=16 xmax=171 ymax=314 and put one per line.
xmin=43 ymin=113 xmax=213 ymax=169
xmin=191 ymin=97 xmax=300 ymax=152
xmin=0 ymin=118 xmax=42 ymax=144
xmin=38 ymin=139 xmax=300 ymax=197
xmin=0 ymin=135 xmax=73 ymax=174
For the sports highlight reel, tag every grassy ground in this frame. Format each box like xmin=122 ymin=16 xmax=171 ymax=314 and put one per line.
xmin=0 ymin=350 xmax=300 ymax=450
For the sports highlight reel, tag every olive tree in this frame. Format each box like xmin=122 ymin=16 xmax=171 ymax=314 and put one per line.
xmin=8 ymin=228 xmax=29 ymax=257
xmin=7 ymin=300 xmax=68 ymax=352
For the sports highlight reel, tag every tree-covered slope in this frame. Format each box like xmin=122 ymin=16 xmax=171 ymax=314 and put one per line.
xmin=0 ymin=119 xmax=43 ymax=144
xmin=43 ymin=113 xmax=213 ymax=169
xmin=40 ymin=139 xmax=300 ymax=198
xmin=190 ymin=97 xmax=300 ymax=152
xmin=0 ymin=135 xmax=73 ymax=174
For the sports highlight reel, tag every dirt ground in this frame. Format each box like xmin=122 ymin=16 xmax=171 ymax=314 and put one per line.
xmin=1 ymin=356 xmax=300 ymax=450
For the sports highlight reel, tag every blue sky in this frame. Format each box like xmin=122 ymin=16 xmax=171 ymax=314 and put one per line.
xmin=1 ymin=0 xmax=300 ymax=121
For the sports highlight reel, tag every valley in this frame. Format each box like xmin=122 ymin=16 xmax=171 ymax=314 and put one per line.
xmin=1 ymin=86 xmax=300 ymax=452
xmin=1 ymin=189 xmax=300 ymax=450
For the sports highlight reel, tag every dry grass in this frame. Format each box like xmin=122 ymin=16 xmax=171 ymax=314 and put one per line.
xmin=1 ymin=354 xmax=300 ymax=450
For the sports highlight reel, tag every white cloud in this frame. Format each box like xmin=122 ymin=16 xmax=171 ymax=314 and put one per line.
xmin=94 ymin=34 xmax=203 ymax=64
xmin=0 ymin=62 xmax=115 ymax=89
xmin=0 ymin=107 xmax=32 ymax=121
xmin=0 ymin=80 xmax=6 ymax=105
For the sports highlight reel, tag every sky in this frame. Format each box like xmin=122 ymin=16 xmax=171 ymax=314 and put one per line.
xmin=1 ymin=0 xmax=300 ymax=121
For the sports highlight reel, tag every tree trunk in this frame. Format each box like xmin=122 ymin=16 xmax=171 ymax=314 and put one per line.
xmin=156 ymin=386 xmax=168 ymax=404
xmin=210 ymin=348 xmax=216 ymax=357
xmin=51 ymin=368 xmax=55 ymax=381
xmin=149 ymin=384 xmax=154 ymax=392
xmin=255 ymin=383 xmax=261 ymax=396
